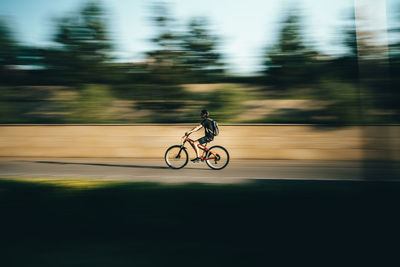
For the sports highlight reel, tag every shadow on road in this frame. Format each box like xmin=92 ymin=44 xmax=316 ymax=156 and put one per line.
xmin=33 ymin=160 xmax=208 ymax=171
xmin=35 ymin=160 xmax=169 ymax=170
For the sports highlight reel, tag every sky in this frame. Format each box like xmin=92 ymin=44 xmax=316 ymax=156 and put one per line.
xmin=0 ymin=0 xmax=398 ymax=74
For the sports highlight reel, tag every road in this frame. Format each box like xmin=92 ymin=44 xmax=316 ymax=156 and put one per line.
xmin=0 ymin=158 xmax=400 ymax=183
xmin=0 ymin=157 xmax=399 ymax=183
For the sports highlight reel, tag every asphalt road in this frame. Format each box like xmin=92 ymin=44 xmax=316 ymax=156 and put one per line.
xmin=0 ymin=157 xmax=399 ymax=183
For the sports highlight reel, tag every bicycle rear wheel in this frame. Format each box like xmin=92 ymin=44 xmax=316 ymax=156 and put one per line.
xmin=205 ymin=145 xmax=229 ymax=170
xmin=165 ymin=145 xmax=188 ymax=169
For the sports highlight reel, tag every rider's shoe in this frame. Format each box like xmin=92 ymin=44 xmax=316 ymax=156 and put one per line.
xmin=191 ymin=157 xmax=201 ymax=163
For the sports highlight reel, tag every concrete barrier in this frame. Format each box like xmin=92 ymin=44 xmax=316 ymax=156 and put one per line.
xmin=0 ymin=125 xmax=399 ymax=160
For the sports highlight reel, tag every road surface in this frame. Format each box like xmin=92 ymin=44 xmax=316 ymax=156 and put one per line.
xmin=1 ymin=157 xmax=399 ymax=183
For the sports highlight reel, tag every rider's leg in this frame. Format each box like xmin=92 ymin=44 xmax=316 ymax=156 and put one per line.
xmin=188 ymin=140 xmax=200 ymax=159
xmin=190 ymin=140 xmax=202 ymax=162
xmin=191 ymin=136 xmax=210 ymax=162
xmin=193 ymin=140 xmax=200 ymax=158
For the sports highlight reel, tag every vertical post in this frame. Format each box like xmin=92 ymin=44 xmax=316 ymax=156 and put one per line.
xmin=355 ymin=0 xmax=395 ymax=179
xmin=354 ymin=0 xmax=390 ymax=123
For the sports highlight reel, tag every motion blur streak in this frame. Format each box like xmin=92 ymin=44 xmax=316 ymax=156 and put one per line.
xmin=0 ymin=1 xmax=399 ymax=177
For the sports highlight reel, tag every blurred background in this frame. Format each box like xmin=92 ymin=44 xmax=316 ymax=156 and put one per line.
xmin=0 ymin=0 xmax=399 ymax=125
xmin=1 ymin=3 xmax=400 ymax=265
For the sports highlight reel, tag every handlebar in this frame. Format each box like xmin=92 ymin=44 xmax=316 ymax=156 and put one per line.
xmin=181 ymin=133 xmax=193 ymax=145
xmin=183 ymin=132 xmax=192 ymax=138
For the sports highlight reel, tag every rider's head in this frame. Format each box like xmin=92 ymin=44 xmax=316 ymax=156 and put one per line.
xmin=201 ymin=109 xmax=209 ymax=118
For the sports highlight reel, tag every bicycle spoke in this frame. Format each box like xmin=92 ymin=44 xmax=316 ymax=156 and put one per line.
xmin=206 ymin=146 xmax=229 ymax=170
xmin=165 ymin=146 xmax=188 ymax=169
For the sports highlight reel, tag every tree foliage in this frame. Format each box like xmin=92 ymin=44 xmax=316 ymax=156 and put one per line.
xmin=1 ymin=2 xmax=400 ymax=124
xmin=0 ymin=19 xmax=17 ymax=68
xmin=145 ymin=2 xmax=186 ymax=84
xmin=181 ymin=18 xmax=224 ymax=82
xmin=44 ymin=2 xmax=113 ymax=84
xmin=264 ymin=12 xmax=317 ymax=89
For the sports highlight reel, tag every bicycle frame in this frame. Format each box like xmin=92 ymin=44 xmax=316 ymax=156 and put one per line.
xmin=180 ymin=136 xmax=219 ymax=161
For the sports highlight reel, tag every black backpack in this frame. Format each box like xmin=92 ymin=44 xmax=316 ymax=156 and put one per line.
xmin=210 ymin=119 xmax=219 ymax=136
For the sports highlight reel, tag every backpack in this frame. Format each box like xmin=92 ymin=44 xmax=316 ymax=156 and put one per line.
xmin=210 ymin=119 xmax=219 ymax=136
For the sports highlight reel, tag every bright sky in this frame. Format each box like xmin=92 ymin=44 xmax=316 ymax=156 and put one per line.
xmin=0 ymin=0 xmax=398 ymax=74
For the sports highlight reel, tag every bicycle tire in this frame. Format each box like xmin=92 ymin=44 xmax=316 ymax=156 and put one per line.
xmin=165 ymin=145 xmax=188 ymax=169
xmin=205 ymin=145 xmax=229 ymax=170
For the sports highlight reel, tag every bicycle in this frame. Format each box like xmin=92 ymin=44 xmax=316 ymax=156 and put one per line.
xmin=165 ymin=134 xmax=229 ymax=170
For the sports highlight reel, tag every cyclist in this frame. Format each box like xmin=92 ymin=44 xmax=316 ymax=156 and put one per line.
xmin=185 ymin=109 xmax=215 ymax=163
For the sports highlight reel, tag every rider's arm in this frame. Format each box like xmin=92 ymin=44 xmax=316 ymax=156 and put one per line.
xmin=185 ymin=124 xmax=203 ymax=136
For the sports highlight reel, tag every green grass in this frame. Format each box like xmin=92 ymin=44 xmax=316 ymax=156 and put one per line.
xmin=0 ymin=178 xmax=399 ymax=266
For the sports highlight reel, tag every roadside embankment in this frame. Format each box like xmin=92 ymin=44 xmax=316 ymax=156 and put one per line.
xmin=0 ymin=124 xmax=399 ymax=160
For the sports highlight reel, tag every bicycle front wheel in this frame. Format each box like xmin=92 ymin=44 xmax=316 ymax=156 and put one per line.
xmin=205 ymin=145 xmax=229 ymax=170
xmin=165 ymin=145 xmax=188 ymax=169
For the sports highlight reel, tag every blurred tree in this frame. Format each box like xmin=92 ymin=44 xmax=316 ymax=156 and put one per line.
xmin=0 ymin=18 xmax=18 ymax=83
xmin=44 ymin=1 xmax=113 ymax=84
xmin=317 ymin=8 xmax=391 ymax=124
xmin=314 ymin=9 xmax=363 ymax=124
xmin=0 ymin=86 xmax=57 ymax=123
xmin=207 ymin=86 xmax=244 ymax=122
xmin=0 ymin=19 xmax=17 ymax=66
xmin=181 ymin=18 xmax=225 ymax=83
xmin=331 ymin=9 xmax=362 ymax=83
xmin=344 ymin=10 xmax=359 ymax=58
xmin=263 ymin=11 xmax=318 ymax=89
xmin=136 ymin=2 xmax=186 ymax=114
xmin=145 ymin=2 xmax=186 ymax=84
xmin=64 ymin=84 xmax=116 ymax=123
